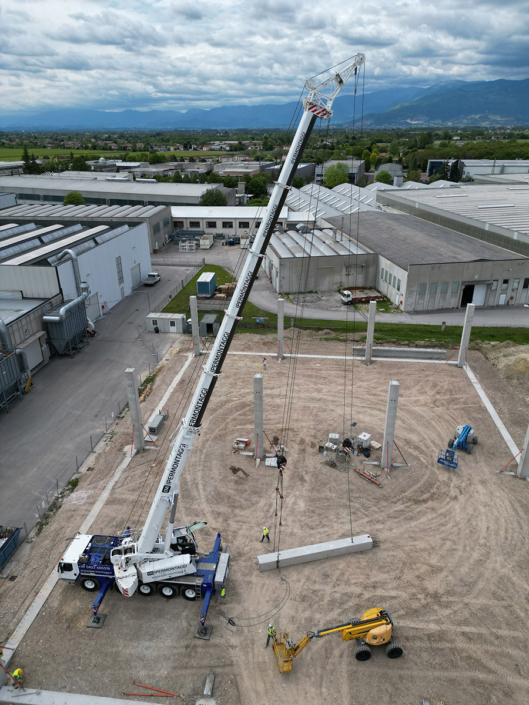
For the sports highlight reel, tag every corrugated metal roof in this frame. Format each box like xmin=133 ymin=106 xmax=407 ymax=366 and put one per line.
xmin=0 ymin=176 xmax=226 ymax=196
xmin=170 ymin=206 xmax=289 ymax=219
xmin=3 ymin=225 xmax=110 ymax=265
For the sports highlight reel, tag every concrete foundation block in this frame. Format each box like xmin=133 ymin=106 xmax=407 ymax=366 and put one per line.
xmin=257 ymin=535 xmax=372 ymax=572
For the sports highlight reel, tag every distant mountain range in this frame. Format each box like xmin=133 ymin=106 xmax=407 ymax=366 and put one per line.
xmin=1 ymin=79 xmax=528 ymax=130
xmin=360 ymin=79 xmax=529 ymax=127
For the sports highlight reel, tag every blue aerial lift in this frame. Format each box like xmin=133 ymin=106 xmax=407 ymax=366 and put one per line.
xmin=438 ymin=424 xmax=478 ymax=469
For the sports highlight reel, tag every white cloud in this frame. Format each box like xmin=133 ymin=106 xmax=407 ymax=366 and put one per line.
xmin=1 ymin=0 xmax=529 ymax=112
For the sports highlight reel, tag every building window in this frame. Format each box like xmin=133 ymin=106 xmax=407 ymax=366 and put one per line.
xmin=393 ymin=275 xmax=397 ymax=287
xmin=513 ymin=278 xmax=520 ymax=289
xmin=153 ymin=222 xmax=160 ymax=234
xmin=163 ymin=217 xmax=170 ymax=227
xmin=501 ymin=279 xmax=509 ymax=291
xmin=380 ymin=267 xmax=384 ymax=279
xmin=255 ymin=221 xmax=262 ymax=227
xmin=451 ymin=281 xmax=459 ymax=293
xmin=174 ymin=220 xmax=184 ymax=229
xmin=384 ymin=270 xmax=388 ymax=282
xmin=441 ymin=281 xmax=448 ymax=294
xmin=491 ymin=280 xmax=498 ymax=291
xmin=239 ymin=221 xmax=250 ymax=229
xmin=397 ymin=279 xmax=401 ymax=291
xmin=189 ymin=221 xmax=201 ymax=228
xmin=430 ymin=282 xmax=437 ymax=295
xmin=523 ymin=278 xmax=529 ymax=289
xmin=222 ymin=221 xmax=234 ymax=228
xmin=115 ymin=256 xmax=124 ymax=286
xmin=152 ymin=319 xmax=158 ymax=327
xmin=419 ymin=283 xmax=427 ymax=295
xmin=206 ymin=221 xmax=217 ymax=228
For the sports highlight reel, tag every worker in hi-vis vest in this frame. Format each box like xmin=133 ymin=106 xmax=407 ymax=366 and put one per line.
xmin=261 ymin=526 xmax=270 ymax=543
xmin=266 ymin=623 xmax=276 ymax=648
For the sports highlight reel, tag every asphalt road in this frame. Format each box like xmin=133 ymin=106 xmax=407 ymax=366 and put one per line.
xmin=0 ymin=265 xmax=192 ymax=531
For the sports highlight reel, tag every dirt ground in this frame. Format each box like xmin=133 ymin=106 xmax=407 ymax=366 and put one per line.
xmin=1 ymin=334 xmax=529 ymax=705
xmin=482 ymin=342 xmax=529 ymax=405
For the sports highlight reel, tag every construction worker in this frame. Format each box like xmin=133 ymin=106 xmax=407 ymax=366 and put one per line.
xmin=12 ymin=668 xmax=23 ymax=688
xmin=263 ymin=357 xmax=267 ymax=370
xmin=260 ymin=526 xmax=270 ymax=543
xmin=266 ymin=623 xmax=275 ymax=648
xmin=221 ymin=587 xmax=226 ymax=598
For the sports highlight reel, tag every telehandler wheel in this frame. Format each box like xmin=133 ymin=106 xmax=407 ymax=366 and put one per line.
xmin=354 ymin=644 xmax=372 ymax=661
xmin=386 ymin=642 xmax=403 ymax=659
xmin=138 ymin=583 xmax=156 ymax=596
xmin=80 ymin=577 xmax=100 ymax=592
xmin=447 ymin=438 xmax=454 ymax=449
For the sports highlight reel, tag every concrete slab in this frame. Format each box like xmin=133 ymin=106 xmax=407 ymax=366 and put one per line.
xmin=0 ymin=686 xmax=150 ymax=705
xmin=257 ymin=535 xmax=372 ymax=572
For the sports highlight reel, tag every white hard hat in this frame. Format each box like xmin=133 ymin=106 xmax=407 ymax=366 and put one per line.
xmin=269 ymin=623 xmax=273 ymax=627
xmin=263 ymin=527 xmax=266 ymax=530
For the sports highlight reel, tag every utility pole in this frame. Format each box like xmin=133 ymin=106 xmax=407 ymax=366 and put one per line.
xmin=125 ymin=368 xmax=145 ymax=452
xmin=189 ymin=295 xmax=201 ymax=357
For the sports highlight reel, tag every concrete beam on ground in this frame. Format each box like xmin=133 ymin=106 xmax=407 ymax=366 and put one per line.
xmin=277 ymin=298 xmax=284 ymax=361
xmin=125 ymin=368 xmax=144 ymax=452
xmin=457 ymin=303 xmax=475 ymax=368
xmin=516 ymin=423 xmax=529 ymax=479
xmin=0 ymin=687 xmax=149 ymax=705
xmin=257 ymin=535 xmax=372 ymax=571
xmin=382 ymin=380 xmax=400 ymax=470
xmin=189 ymin=295 xmax=200 ymax=357
xmin=353 ymin=346 xmax=446 ymax=360
xmin=254 ymin=373 xmax=264 ymax=460
xmin=364 ymin=300 xmax=376 ymax=365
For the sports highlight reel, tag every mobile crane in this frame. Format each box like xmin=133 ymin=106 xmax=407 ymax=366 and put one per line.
xmin=272 ymin=608 xmax=403 ymax=673
xmin=57 ymin=53 xmax=366 ymax=632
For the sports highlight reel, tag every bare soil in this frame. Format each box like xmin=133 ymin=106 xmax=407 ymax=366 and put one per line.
xmin=482 ymin=342 xmax=529 ymax=405
xmin=2 ymin=336 xmax=529 ymax=705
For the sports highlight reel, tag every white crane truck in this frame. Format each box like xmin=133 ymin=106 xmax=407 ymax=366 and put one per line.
xmin=57 ymin=53 xmax=366 ymax=633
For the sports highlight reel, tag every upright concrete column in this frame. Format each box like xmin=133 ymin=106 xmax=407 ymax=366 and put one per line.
xmin=277 ymin=298 xmax=285 ymax=361
xmin=190 ymin=295 xmax=201 ymax=357
xmin=364 ymin=300 xmax=376 ymax=365
xmin=457 ymin=303 xmax=475 ymax=368
xmin=517 ymin=423 xmax=529 ymax=479
xmin=125 ymin=367 xmax=145 ymax=452
xmin=381 ymin=380 xmax=399 ymax=470
xmin=254 ymin=373 xmax=264 ymax=460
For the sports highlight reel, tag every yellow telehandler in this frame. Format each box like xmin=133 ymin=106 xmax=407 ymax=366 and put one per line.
xmin=272 ymin=607 xmax=403 ymax=673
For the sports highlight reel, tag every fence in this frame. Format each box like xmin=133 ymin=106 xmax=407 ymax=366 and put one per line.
xmin=151 ymin=261 xmax=205 ymax=313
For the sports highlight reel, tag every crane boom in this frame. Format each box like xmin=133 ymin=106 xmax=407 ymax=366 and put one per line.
xmin=121 ymin=53 xmax=366 ymax=574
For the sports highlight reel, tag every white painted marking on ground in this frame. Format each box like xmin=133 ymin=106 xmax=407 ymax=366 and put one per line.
xmin=146 ymin=353 xmax=194 ymax=428
xmin=465 ymin=364 xmax=520 ymax=462
xmin=2 ymin=452 xmax=135 ymax=668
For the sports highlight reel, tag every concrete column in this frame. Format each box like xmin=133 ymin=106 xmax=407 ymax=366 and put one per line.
xmin=517 ymin=423 xmax=529 ymax=479
xmin=254 ymin=373 xmax=264 ymax=460
xmin=381 ymin=380 xmax=399 ymax=470
xmin=190 ymin=295 xmax=200 ymax=357
xmin=457 ymin=303 xmax=475 ymax=368
xmin=277 ymin=298 xmax=285 ymax=361
xmin=125 ymin=367 xmax=145 ymax=452
xmin=364 ymin=300 xmax=376 ymax=365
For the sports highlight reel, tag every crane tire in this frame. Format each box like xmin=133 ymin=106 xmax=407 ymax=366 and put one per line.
xmin=80 ymin=577 xmax=100 ymax=592
xmin=138 ymin=583 xmax=156 ymax=596
xmin=447 ymin=438 xmax=454 ymax=449
xmin=355 ymin=644 xmax=372 ymax=661
xmin=386 ymin=641 xmax=403 ymax=659
xmin=158 ymin=584 xmax=179 ymax=599
xmin=183 ymin=588 xmax=197 ymax=601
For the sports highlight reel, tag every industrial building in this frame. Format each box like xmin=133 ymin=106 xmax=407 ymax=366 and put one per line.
xmin=171 ymin=206 xmax=291 ymax=236
xmin=427 ymin=158 xmax=529 ymax=179
xmin=0 ymin=219 xmax=151 ymax=322
xmin=324 ymin=212 xmax=529 ymax=311
xmin=315 ymin=159 xmax=365 ymax=185
xmin=375 ymin=184 xmax=529 ymax=257
xmin=0 ymin=162 xmax=24 ymax=177
xmin=0 ymin=176 xmax=236 ymax=209
xmin=0 ymin=203 xmax=172 ymax=252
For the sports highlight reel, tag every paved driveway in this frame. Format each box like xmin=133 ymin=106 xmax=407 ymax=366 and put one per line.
xmin=0 ymin=266 xmax=191 ymax=530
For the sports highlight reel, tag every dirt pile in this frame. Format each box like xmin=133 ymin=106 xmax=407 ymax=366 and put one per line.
xmin=482 ymin=342 xmax=529 ymax=404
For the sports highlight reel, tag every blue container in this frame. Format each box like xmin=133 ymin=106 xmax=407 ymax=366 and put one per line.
xmin=197 ymin=272 xmax=216 ymax=297
xmin=0 ymin=527 xmax=21 ymax=568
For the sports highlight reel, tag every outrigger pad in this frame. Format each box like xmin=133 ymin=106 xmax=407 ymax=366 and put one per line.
xmin=86 ymin=613 xmax=107 ymax=629
xmin=194 ymin=624 xmax=213 ymax=640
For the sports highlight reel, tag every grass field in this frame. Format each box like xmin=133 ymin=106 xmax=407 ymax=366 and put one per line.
xmin=163 ymin=266 xmax=528 ymax=345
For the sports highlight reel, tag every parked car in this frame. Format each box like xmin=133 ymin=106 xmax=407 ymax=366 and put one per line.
xmin=144 ymin=272 xmax=161 ymax=286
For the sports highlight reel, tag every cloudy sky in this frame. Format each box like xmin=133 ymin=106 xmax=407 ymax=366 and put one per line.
xmin=1 ymin=0 xmax=529 ymax=114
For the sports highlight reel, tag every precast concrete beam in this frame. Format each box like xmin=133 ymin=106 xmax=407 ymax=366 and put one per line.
xmin=254 ymin=373 xmax=264 ymax=460
xmin=0 ymin=687 xmax=148 ymax=705
xmin=257 ymin=534 xmax=372 ymax=572
xmin=364 ymin=300 xmax=376 ymax=365
xmin=125 ymin=367 xmax=144 ymax=452
xmin=517 ymin=423 xmax=529 ymax=479
xmin=189 ymin=295 xmax=201 ymax=357
xmin=382 ymin=380 xmax=399 ymax=470
xmin=277 ymin=298 xmax=285 ymax=361
xmin=457 ymin=303 xmax=475 ymax=368
xmin=353 ymin=346 xmax=446 ymax=360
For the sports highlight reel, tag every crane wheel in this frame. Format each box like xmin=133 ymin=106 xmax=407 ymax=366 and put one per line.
xmin=80 ymin=577 xmax=100 ymax=592
xmin=386 ymin=642 xmax=403 ymax=659
xmin=183 ymin=588 xmax=197 ymax=601
xmin=447 ymin=438 xmax=454 ymax=449
xmin=354 ymin=644 xmax=372 ymax=661
xmin=138 ymin=583 xmax=156 ymax=596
